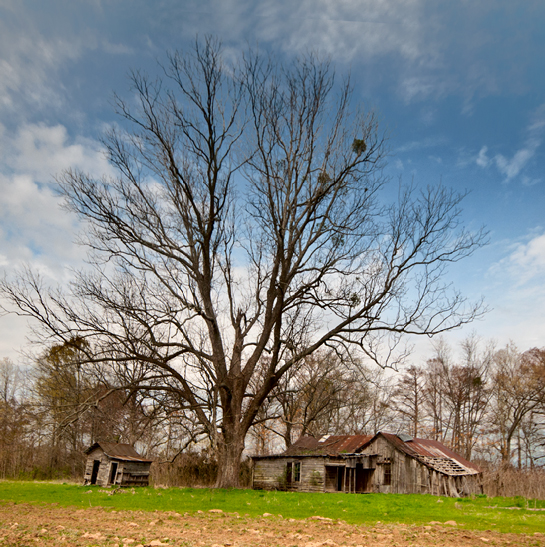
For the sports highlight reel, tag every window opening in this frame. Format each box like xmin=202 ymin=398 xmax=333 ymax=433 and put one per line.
xmin=293 ymin=461 xmax=301 ymax=482
xmin=383 ymin=463 xmax=391 ymax=486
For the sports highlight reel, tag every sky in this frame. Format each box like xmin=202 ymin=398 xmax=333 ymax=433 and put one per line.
xmin=0 ymin=0 xmax=544 ymax=365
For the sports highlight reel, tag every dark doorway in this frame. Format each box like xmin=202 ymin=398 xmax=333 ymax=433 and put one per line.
xmin=355 ymin=464 xmax=374 ymax=493
xmin=286 ymin=462 xmax=292 ymax=486
xmin=109 ymin=462 xmax=118 ymax=485
xmin=325 ymin=466 xmax=336 ymax=490
xmin=325 ymin=466 xmax=345 ymax=492
xmin=337 ymin=467 xmax=344 ymax=492
xmin=90 ymin=460 xmax=100 ymax=485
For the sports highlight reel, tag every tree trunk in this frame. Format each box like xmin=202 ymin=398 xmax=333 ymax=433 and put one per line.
xmin=501 ymin=436 xmax=512 ymax=464
xmin=215 ymin=432 xmax=245 ymax=489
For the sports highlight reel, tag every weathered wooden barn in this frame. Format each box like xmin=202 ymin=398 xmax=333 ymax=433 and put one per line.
xmin=83 ymin=442 xmax=152 ymax=487
xmin=252 ymin=432 xmax=482 ymax=497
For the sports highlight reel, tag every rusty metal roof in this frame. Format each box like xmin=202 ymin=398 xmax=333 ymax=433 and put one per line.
xmin=85 ymin=442 xmax=153 ymax=463
xmin=283 ymin=434 xmax=373 ymax=456
xmin=257 ymin=432 xmax=481 ymax=477
xmin=364 ymin=433 xmax=481 ymax=476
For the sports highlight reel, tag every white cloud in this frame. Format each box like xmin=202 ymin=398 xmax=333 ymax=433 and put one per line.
xmin=400 ymin=75 xmax=447 ymax=103
xmin=476 ymin=104 xmax=545 ymax=181
xmin=489 ymin=233 xmax=545 ymax=288
xmin=505 ymin=233 xmax=545 ymax=285
xmin=5 ymin=123 xmax=111 ymax=183
xmin=0 ymin=123 xmax=112 ymax=277
xmin=0 ymin=122 xmax=115 ymax=360
xmin=271 ymin=0 xmax=427 ymax=62
xmin=0 ymin=30 xmax=82 ymax=115
xmin=521 ymin=176 xmax=541 ymax=187
xmin=494 ymin=140 xmax=539 ymax=180
xmin=476 ymin=146 xmax=490 ymax=168
xmin=0 ymin=10 xmax=132 ymax=122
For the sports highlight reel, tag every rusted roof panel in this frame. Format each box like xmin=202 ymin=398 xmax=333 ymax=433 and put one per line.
xmin=284 ymin=435 xmax=373 ymax=456
xmin=85 ymin=442 xmax=153 ymax=463
xmin=370 ymin=433 xmax=481 ymax=475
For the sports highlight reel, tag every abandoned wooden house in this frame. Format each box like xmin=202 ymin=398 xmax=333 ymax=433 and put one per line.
xmin=83 ymin=442 xmax=153 ymax=487
xmin=251 ymin=432 xmax=482 ymax=497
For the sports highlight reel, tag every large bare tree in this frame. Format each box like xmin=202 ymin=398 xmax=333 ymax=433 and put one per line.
xmin=0 ymin=37 xmax=486 ymax=487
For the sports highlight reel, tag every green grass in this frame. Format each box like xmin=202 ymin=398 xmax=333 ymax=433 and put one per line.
xmin=1 ymin=480 xmax=544 ymax=535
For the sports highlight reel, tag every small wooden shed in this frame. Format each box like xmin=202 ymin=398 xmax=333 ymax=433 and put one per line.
xmin=83 ymin=441 xmax=152 ymax=487
xmin=252 ymin=432 xmax=482 ymax=497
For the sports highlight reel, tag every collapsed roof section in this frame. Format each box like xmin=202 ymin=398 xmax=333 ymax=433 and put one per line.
xmin=377 ymin=433 xmax=481 ymax=476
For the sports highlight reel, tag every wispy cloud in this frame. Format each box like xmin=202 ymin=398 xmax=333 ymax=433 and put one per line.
xmin=0 ymin=29 xmax=82 ymax=116
xmin=491 ymin=232 xmax=545 ymax=287
xmin=0 ymin=8 xmax=132 ymax=123
xmin=476 ymin=104 xmax=545 ymax=181
xmin=505 ymin=233 xmax=545 ymax=284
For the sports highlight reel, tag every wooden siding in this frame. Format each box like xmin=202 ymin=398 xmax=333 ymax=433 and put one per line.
xmin=119 ymin=461 xmax=151 ymax=486
xmin=83 ymin=448 xmax=151 ymax=487
xmin=253 ymin=457 xmax=325 ymax=492
xmin=362 ymin=436 xmax=481 ymax=497
xmin=83 ymin=447 xmax=111 ymax=486
xmin=252 ymin=435 xmax=482 ymax=497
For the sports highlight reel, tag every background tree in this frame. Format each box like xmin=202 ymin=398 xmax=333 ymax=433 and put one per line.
xmin=392 ymin=365 xmax=425 ymax=438
xmin=0 ymin=37 xmax=486 ymax=487
xmin=265 ymin=351 xmax=347 ymax=449
xmin=332 ymin=364 xmax=394 ymax=436
xmin=431 ymin=337 xmax=491 ymax=459
xmin=0 ymin=358 xmax=29 ymax=478
xmin=490 ymin=345 xmax=545 ymax=464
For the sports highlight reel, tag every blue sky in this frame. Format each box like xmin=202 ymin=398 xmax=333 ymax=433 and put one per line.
xmin=1 ymin=0 xmax=544 ymax=363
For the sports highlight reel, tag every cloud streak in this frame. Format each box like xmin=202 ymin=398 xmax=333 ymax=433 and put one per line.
xmin=476 ymin=103 xmax=545 ymax=181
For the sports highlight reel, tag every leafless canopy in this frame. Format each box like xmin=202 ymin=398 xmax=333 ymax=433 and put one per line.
xmin=0 ymin=37 xmax=486 ymax=487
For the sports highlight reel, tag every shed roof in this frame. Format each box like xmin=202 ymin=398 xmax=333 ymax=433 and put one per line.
xmin=85 ymin=442 xmax=153 ymax=463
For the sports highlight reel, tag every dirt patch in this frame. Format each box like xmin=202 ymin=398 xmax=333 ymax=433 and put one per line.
xmin=1 ymin=502 xmax=543 ymax=546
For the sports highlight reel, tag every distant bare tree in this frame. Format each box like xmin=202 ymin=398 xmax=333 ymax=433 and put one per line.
xmin=392 ymin=365 xmax=425 ymax=438
xmin=490 ymin=345 xmax=545 ymax=464
xmin=333 ymin=365 xmax=394 ymax=436
xmin=0 ymin=358 xmax=29 ymax=477
xmin=0 ymin=37 xmax=486 ymax=487
xmin=420 ymin=336 xmax=492 ymax=459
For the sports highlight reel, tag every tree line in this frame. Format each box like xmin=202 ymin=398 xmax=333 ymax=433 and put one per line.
xmin=250 ymin=337 xmax=545 ymax=468
xmin=1 ymin=335 xmax=544 ymax=483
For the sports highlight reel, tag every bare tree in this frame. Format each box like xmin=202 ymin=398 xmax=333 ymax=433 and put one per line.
xmin=392 ymin=365 xmax=425 ymax=438
xmin=259 ymin=350 xmax=347 ymax=449
xmin=421 ymin=336 xmax=492 ymax=459
xmin=490 ymin=345 xmax=545 ymax=464
xmin=0 ymin=358 xmax=28 ymax=478
xmin=332 ymin=364 xmax=394 ymax=436
xmin=0 ymin=37 xmax=486 ymax=487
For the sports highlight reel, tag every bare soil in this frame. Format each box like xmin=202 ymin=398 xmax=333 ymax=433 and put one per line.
xmin=1 ymin=502 xmax=544 ymax=547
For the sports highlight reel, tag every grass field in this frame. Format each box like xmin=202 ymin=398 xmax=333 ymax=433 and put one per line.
xmin=1 ymin=481 xmax=544 ymax=535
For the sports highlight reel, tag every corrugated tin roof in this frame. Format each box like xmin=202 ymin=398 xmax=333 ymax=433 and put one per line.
xmin=284 ymin=435 xmax=373 ymax=456
xmin=85 ymin=442 xmax=153 ymax=463
xmin=267 ymin=432 xmax=481 ymax=476
xmin=367 ymin=433 xmax=481 ymax=476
